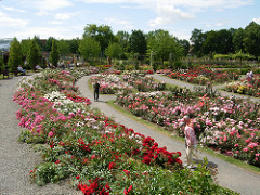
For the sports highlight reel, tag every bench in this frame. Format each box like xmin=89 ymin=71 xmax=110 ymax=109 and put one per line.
xmin=2 ymin=69 xmax=10 ymax=79
xmin=14 ymin=69 xmax=25 ymax=76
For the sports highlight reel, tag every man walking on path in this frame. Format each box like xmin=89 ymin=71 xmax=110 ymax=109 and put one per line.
xmin=94 ymin=81 xmax=100 ymax=101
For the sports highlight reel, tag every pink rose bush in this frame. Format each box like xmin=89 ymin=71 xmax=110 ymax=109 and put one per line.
xmin=116 ymin=90 xmax=260 ymax=168
xmin=158 ymin=66 xmax=239 ymax=85
xmin=224 ymin=75 xmax=260 ymax=97
xmin=12 ymin=69 xmax=237 ymax=194
xmin=89 ymin=74 xmax=166 ymax=94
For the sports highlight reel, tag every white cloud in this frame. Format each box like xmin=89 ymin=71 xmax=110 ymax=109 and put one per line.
xmin=36 ymin=10 xmax=49 ymax=16
xmin=55 ymin=13 xmax=71 ymax=20
xmin=3 ymin=7 xmax=26 ymax=13
xmin=216 ymin=22 xmax=224 ymax=26
xmin=0 ymin=11 xmax=28 ymax=27
xmin=48 ymin=21 xmax=64 ymax=25
xmin=34 ymin=0 xmax=73 ymax=11
xmin=252 ymin=17 xmax=260 ymax=24
xmin=149 ymin=4 xmax=195 ymax=27
xmin=11 ymin=26 xmax=81 ymax=40
xmin=104 ymin=17 xmax=130 ymax=26
xmin=76 ymin=0 xmax=253 ymax=9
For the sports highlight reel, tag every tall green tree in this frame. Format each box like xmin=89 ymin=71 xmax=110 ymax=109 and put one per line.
xmin=178 ymin=39 xmax=190 ymax=56
xmin=233 ymin=28 xmax=245 ymax=52
xmin=57 ymin=39 xmax=70 ymax=60
xmin=21 ymin=39 xmax=31 ymax=57
xmin=68 ymin=38 xmax=79 ymax=54
xmin=33 ymin=36 xmax=44 ymax=52
xmin=50 ymin=39 xmax=59 ymax=66
xmin=203 ymin=29 xmax=234 ymax=54
xmin=79 ymin=37 xmax=101 ymax=61
xmin=8 ymin=37 xmax=23 ymax=71
xmin=43 ymin=37 xmax=55 ymax=52
xmin=190 ymin=28 xmax=206 ymax=57
xmin=116 ymin=30 xmax=129 ymax=59
xmin=244 ymin=22 xmax=260 ymax=56
xmin=105 ymin=41 xmax=123 ymax=61
xmin=129 ymin=30 xmax=147 ymax=59
xmin=27 ymin=39 xmax=40 ymax=69
xmin=83 ymin=24 xmax=115 ymax=53
xmin=147 ymin=30 xmax=184 ymax=66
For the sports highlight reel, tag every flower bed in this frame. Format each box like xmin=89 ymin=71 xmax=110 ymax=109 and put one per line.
xmin=224 ymin=76 xmax=260 ymax=97
xmin=158 ymin=67 xmax=239 ymax=85
xmin=13 ymin=68 xmax=237 ymax=194
xmin=89 ymin=74 xmax=166 ymax=94
xmin=116 ymin=91 xmax=260 ymax=168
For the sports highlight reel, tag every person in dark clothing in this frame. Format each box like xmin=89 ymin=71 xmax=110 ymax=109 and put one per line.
xmin=94 ymin=82 xmax=100 ymax=101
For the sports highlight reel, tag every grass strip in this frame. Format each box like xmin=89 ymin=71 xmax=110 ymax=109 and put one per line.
xmin=107 ymin=100 xmax=260 ymax=175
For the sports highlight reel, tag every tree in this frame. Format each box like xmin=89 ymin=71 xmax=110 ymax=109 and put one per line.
xmin=83 ymin=24 xmax=115 ymax=53
xmin=50 ymin=39 xmax=59 ymax=67
xmin=244 ymin=22 xmax=260 ymax=56
xmin=233 ymin=28 xmax=245 ymax=52
xmin=116 ymin=30 xmax=129 ymax=59
xmin=57 ymin=39 xmax=70 ymax=60
xmin=190 ymin=28 xmax=206 ymax=57
xmin=178 ymin=39 xmax=190 ymax=56
xmin=105 ymin=41 xmax=123 ymax=64
xmin=27 ymin=39 xmax=40 ymax=69
xmin=203 ymin=29 xmax=234 ymax=54
xmin=33 ymin=36 xmax=44 ymax=52
xmin=79 ymin=37 xmax=101 ymax=62
xmin=43 ymin=37 xmax=55 ymax=52
xmin=21 ymin=39 xmax=31 ymax=56
xmin=129 ymin=30 xmax=147 ymax=60
xmin=68 ymin=38 xmax=79 ymax=54
xmin=147 ymin=30 xmax=184 ymax=68
xmin=8 ymin=37 xmax=23 ymax=71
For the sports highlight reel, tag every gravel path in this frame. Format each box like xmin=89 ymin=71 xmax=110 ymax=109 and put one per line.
xmin=0 ymin=76 xmax=80 ymax=195
xmin=152 ymin=74 xmax=260 ymax=103
xmin=76 ymin=75 xmax=260 ymax=195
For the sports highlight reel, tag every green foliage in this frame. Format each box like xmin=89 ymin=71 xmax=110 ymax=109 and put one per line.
xmin=129 ymin=30 xmax=147 ymax=59
xmin=79 ymin=37 xmax=101 ymax=63
xmin=116 ymin=30 xmax=129 ymax=53
xmin=57 ymin=39 xmax=70 ymax=57
xmin=68 ymin=38 xmax=79 ymax=54
xmin=191 ymin=28 xmax=206 ymax=57
xmin=233 ymin=28 xmax=245 ymax=52
xmin=105 ymin=41 xmax=122 ymax=58
xmin=244 ymin=22 xmax=260 ymax=56
xmin=147 ymin=29 xmax=184 ymax=65
xmin=83 ymin=24 xmax=115 ymax=52
xmin=178 ymin=39 xmax=191 ymax=56
xmin=27 ymin=39 xmax=40 ymax=69
xmin=8 ymin=37 xmax=23 ymax=71
xmin=43 ymin=37 xmax=55 ymax=52
xmin=50 ymin=39 xmax=59 ymax=66
xmin=21 ymin=39 xmax=31 ymax=56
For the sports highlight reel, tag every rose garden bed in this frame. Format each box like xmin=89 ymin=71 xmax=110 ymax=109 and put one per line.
xmin=157 ymin=67 xmax=239 ymax=85
xmin=89 ymin=73 xmax=166 ymax=94
xmin=13 ymin=68 xmax=237 ymax=194
xmin=116 ymin=90 xmax=260 ymax=168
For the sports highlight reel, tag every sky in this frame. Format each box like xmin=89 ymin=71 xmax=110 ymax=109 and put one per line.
xmin=0 ymin=0 xmax=259 ymax=41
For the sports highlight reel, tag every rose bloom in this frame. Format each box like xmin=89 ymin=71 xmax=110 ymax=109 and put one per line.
xmin=243 ymin=148 xmax=249 ymax=153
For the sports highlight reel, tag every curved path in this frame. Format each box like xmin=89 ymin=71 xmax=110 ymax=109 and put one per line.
xmin=152 ymin=74 xmax=260 ymax=103
xmin=76 ymin=75 xmax=260 ymax=195
xmin=0 ymin=76 xmax=80 ymax=195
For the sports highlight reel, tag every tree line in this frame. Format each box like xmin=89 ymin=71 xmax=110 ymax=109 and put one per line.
xmin=191 ymin=22 xmax=260 ymax=57
xmin=6 ymin=21 xmax=260 ymax=71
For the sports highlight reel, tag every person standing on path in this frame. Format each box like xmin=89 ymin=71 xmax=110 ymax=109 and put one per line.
xmin=94 ymin=81 xmax=100 ymax=101
xmin=183 ymin=115 xmax=197 ymax=169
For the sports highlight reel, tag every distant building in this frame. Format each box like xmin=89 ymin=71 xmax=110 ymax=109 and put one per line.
xmin=0 ymin=38 xmax=14 ymax=52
